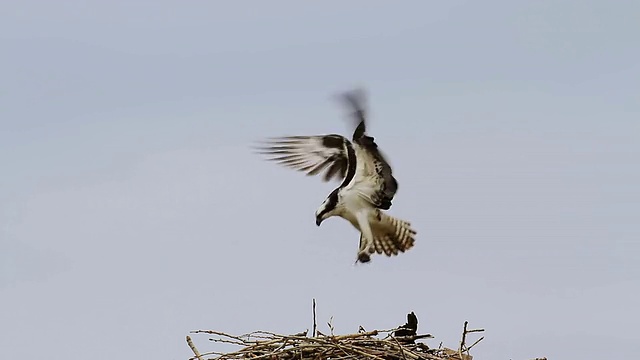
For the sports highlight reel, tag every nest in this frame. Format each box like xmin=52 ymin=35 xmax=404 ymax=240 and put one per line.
xmin=186 ymin=304 xmax=484 ymax=360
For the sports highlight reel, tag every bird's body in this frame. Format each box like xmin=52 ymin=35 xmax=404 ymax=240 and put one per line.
xmin=394 ymin=312 xmax=419 ymax=339
xmin=255 ymin=89 xmax=416 ymax=263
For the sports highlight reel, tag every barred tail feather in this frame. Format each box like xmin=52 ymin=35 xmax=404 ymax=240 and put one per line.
xmin=357 ymin=212 xmax=416 ymax=263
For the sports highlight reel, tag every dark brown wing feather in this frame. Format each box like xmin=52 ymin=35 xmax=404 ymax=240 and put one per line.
xmin=253 ymin=134 xmax=350 ymax=182
xmin=339 ymin=88 xmax=398 ymax=209
xmin=338 ymin=88 xmax=368 ymax=140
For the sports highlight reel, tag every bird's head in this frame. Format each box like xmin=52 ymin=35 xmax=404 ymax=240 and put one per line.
xmin=315 ymin=189 xmax=340 ymax=226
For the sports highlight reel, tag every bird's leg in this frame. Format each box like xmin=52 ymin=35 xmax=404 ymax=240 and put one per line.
xmin=354 ymin=234 xmax=371 ymax=264
xmin=355 ymin=210 xmax=374 ymax=261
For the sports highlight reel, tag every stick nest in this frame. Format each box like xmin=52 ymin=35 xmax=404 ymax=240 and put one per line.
xmin=186 ymin=306 xmax=483 ymax=360
xmin=189 ymin=329 xmax=470 ymax=360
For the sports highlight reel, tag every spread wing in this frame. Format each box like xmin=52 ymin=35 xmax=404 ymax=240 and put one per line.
xmin=340 ymin=89 xmax=399 ymax=209
xmin=351 ymin=140 xmax=398 ymax=210
xmin=339 ymin=88 xmax=368 ymax=140
xmin=253 ymin=135 xmax=351 ymax=182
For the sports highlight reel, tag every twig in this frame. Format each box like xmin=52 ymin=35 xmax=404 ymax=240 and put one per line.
xmin=458 ymin=321 xmax=468 ymax=360
xmin=186 ymin=335 xmax=203 ymax=360
xmin=456 ymin=320 xmax=485 ymax=359
xmin=327 ymin=316 xmax=334 ymax=336
xmin=465 ymin=328 xmax=485 ymax=334
xmin=192 ymin=330 xmax=250 ymax=343
xmin=393 ymin=334 xmax=434 ymax=342
xmin=466 ymin=336 xmax=484 ymax=351
xmin=312 ymin=298 xmax=317 ymax=338
xmin=330 ymin=330 xmax=379 ymax=340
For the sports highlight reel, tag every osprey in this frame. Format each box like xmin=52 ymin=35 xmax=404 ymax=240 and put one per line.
xmin=254 ymin=89 xmax=416 ymax=263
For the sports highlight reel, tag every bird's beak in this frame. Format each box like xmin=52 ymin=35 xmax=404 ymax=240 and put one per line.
xmin=316 ymin=216 xmax=323 ymax=226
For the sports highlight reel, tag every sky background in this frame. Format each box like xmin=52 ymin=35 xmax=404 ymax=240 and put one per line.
xmin=1 ymin=1 xmax=639 ymax=359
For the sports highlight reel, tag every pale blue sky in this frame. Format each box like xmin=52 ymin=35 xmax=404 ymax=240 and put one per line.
xmin=1 ymin=1 xmax=639 ymax=359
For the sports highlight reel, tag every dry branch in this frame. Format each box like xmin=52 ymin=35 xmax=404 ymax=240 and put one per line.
xmin=186 ymin=335 xmax=203 ymax=360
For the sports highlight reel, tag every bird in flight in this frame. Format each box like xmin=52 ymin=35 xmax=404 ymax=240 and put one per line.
xmin=254 ymin=89 xmax=416 ymax=263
